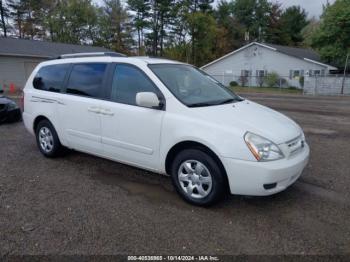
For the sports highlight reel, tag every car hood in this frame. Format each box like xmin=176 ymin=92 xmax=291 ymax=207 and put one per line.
xmin=0 ymin=95 xmax=13 ymax=104
xmin=192 ymin=100 xmax=301 ymax=144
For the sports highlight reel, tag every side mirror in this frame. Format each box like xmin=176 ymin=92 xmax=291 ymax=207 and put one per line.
xmin=0 ymin=89 xmax=3 ymax=94
xmin=136 ymin=92 xmax=162 ymax=109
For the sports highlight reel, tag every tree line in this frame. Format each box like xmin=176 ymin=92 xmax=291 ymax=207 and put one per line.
xmin=0 ymin=0 xmax=349 ymax=67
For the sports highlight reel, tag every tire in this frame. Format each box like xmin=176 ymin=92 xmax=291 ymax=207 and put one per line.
xmin=35 ymin=119 xmax=64 ymax=158
xmin=170 ymin=149 xmax=227 ymax=206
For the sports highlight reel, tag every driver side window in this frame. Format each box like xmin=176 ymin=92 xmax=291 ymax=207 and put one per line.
xmin=111 ymin=64 xmax=158 ymax=106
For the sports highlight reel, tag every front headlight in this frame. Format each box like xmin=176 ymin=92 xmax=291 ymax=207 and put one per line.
xmin=244 ymin=132 xmax=284 ymax=161
xmin=7 ymin=102 xmax=19 ymax=110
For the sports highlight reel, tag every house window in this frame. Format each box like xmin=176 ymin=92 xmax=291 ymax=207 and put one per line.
xmin=256 ymin=70 xmax=266 ymax=87
xmin=313 ymin=70 xmax=321 ymax=76
xmin=241 ymin=70 xmax=251 ymax=77
xmin=289 ymin=70 xmax=304 ymax=79
xmin=308 ymin=69 xmax=325 ymax=77
xmin=256 ymin=70 xmax=266 ymax=77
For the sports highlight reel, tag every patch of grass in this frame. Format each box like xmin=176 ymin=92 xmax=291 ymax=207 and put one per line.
xmin=230 ymin=86 xmax=303 ymax=95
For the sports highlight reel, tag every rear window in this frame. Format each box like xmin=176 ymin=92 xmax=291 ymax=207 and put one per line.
xmin=66 ymin=63 xmax=107 ymax=98
xmin=33 ymin=64 xmax=70 ymax=93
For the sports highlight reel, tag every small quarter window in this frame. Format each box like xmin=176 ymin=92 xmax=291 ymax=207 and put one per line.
xmin=33 ymin=64 xmax=70 ymax=93
xmin=66 ymin=63 xmax=107 ymax=98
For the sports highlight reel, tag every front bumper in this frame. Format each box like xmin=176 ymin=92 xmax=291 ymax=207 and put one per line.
xmin=0 ymin=108 xmax=22 ymax=123
xmin=221 ymin=143 xmax=310 ymax=196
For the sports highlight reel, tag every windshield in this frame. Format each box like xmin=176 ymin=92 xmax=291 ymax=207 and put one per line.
xmin=149 ymin=64 xmax=243 ymax=107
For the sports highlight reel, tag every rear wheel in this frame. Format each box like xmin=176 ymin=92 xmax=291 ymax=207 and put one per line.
xmin=35 ymin=120 xmax=63 ymax=158
xmin=170 ymin=149 xmax=227 ymax=206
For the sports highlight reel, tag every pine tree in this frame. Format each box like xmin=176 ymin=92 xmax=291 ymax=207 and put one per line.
xmin=7 ymin=0 xmax=26 ymax=38
xmin=280 ymin=6 xmax=309 ymax=46
xmin=97 ymin=0 xmax=134 ymax=54
xmin=0 ymin=0 xmax=10 ymax=37
xmin=127 ymin=0 xmax=150 ymax=55
xmin=144 ymin=0 xmax=175 ymax=56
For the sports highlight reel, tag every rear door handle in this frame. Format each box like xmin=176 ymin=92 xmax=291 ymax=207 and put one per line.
xmin=88 ymin=107 xmax=101 ymax=114
xmin=100 ymin=108 xmax=114 ymax=116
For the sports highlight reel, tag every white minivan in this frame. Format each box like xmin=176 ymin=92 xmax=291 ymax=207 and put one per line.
xmin=23 ymin=52 xmax=309 ymax=206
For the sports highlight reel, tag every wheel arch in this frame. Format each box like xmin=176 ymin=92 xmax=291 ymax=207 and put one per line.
xmin=33 ymin=115 xmax=51 ymax=133
xmin=33 ymin=115 xmax=64 ymax=144
xmin=165 ymin=141 xmax=228 ymax=187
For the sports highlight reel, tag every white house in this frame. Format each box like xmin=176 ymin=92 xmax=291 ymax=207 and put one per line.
xmin=201 ymin=42 xmax=337 ymax=88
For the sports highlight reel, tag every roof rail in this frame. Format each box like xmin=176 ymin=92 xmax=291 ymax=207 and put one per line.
xmin=54 ymin=52 xmax=127 ymax=59
xmin=134 ymin=55 xmax=170 ymax=60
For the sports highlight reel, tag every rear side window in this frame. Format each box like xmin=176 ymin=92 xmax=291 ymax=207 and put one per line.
xmin=33 ymin=64 xmax=70 ymax=93
xmin=66 ymin=63 xmax=107 ymax=98
xmin=111 ymin=64 xmax=158 ymax=105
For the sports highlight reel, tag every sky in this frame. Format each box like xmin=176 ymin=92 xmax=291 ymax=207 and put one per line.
xmin=94 ymin=0 xmax=336 ymax=18
xmin=278 ymin=0 xmax=335 ymax=18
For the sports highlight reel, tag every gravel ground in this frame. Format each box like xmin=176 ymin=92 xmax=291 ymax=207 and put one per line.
xmin=0 ymin=94 xmax=350 ymax=256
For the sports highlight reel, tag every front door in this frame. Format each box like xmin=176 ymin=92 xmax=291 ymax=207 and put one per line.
xmin=100 ymin=63 xmax=165 ymax=171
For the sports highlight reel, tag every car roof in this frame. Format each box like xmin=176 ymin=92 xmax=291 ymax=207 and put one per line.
xmin=39 ymin=55 xmax=184 ymax=67
xmin=133 ymin=56 xmax=182 ymax=64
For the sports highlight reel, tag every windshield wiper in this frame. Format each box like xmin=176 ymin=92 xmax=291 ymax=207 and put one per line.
xmin=188 ymin=102 xmax=215 ymax=108
xmin=188 ymin=97 xmax=244 ymax=108
xmin=215 ymin=98 xmax=235 ymax=105
xmin=218 ymin=97 xmax=245 ymax=104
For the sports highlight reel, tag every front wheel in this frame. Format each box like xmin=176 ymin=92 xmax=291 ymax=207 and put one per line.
xmin=170 ymin=149 xmax=227 ymax=206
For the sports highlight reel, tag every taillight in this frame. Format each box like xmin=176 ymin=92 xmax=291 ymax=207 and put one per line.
xmin=20 ymin=91 xmax=24 ymax=112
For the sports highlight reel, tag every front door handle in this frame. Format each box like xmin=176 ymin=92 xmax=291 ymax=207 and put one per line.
xmin=88 ymin=106 xmax=101 ymax=114
xmin=100 ymin=108 xmax=114 ymax=116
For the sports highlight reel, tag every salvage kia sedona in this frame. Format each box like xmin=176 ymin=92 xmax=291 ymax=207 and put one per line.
xmin=22 ymin=52 xmax=310 ymax=206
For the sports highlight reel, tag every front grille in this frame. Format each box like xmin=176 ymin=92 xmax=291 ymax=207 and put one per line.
xmin=0 ymin=104 xmax=6 ymax=111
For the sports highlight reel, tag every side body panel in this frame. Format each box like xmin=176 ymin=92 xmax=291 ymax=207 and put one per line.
xmin=56 ymin=94 xmax=103 ymax=154
xmin=100 ymin=100 xmax=165 ymax=171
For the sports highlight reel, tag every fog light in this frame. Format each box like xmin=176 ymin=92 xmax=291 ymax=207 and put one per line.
xmin=263 ymin=183 xmax=277 ymax=190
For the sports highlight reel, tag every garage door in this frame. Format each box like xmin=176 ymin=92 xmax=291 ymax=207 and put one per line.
xmin=0 ymin=61 xmax=26 ymax=91
xmin=0 ymin=60 xmax=40 ymax=92
xmin=24 ymin=62 xmax=39 ymax=80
